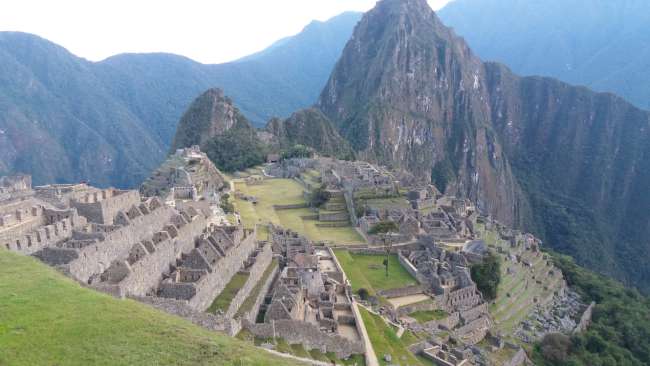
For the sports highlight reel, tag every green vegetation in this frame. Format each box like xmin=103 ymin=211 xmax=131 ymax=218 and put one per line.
xmin=359 ymin=307 xmax=424 ymax=366
xmin=281 ymin=144 xmax=313 ymax=160
xmin=207 ymin=272 xmax=250 ymax=314
xmin=368 ymin=221 xmax=399 ymax=235
xmin=477 ymin=223 xmax=562 ymax=334
xmin=236 ymin=259 xmax=279 ymax=317
xmin=0 ymin=249 xmax=300 ymax=366
xmin=409 ymin=309 xmax=449 ymax=323
xmin=358 ymin=288 xmax=370 ymax=301
xmin=333 ymin=250 xmax=417 ymax=295
xmin=204 ymin=120 xmax=267 ymax=172
xmin=220 ymin=193 xmax=235 ymax=214
xmin=430 ymin=158 xmax=456 ymax=193
xmin=234 ymin=179 xmax=364 ymax=245
xmin=308 ymin=184 xmax=331 ymax=208
xmin=532 ymin=253 xmax=650 ymax=366
xmin=470 ymin=251 xmax=501 ymax=301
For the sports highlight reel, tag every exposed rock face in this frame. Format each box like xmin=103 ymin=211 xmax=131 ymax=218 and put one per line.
xmin=318 ymin=0 xmax=525 ymax=226
xmin=317 ymin=0 xmax=650 ymax=291
xmin=170 ymin=88 xmax=245 ymax=151
xmin=265 ymin=108 xmax=354 ymax=159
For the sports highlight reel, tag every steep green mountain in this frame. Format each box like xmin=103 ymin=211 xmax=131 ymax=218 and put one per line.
xmin=170 ymin=88 xmax=246 ymax=151
xmin=318 ymin=0 xmax=650 ymax=292
xmin=265 ymin=108 xmax=354 ymax=160
xmin=0 ymin=32 xmax=163 ymax=188
xmin=0 ymin=12 xmax=362 ymax=188
xmin=438 ymin=0 xmax=650 ymax=110
xmin=170 ymin=88 xmax=267 ymax=173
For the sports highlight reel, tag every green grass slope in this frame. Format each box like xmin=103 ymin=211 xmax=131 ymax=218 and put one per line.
xmin=0 ymin=249 xmax=301 ymax=366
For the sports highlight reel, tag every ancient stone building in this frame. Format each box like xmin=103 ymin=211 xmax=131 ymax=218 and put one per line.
xmin=247 ymin=227 xmax=365 ymax=359
xmin=157 ymin=224 xmax=258 ymax=311
xmin=140 ymin=146 xmax=225 ymax=201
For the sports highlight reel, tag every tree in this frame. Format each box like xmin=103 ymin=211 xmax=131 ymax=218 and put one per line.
xmin=203 ymin=121 xmax=267 ymax=172
xmin=358 ymin=288 xmax=370 ymax=301
xmin=540 ymin=333 xmax=572 ymax=363
xmin=309 ymin=184 xmax=331 ymax=207
xmin=470 ymin=251 xmax=501 ymax=301
xmin=281 ymin=144 xmax=313 ymax=160
xmin=368 ymin=221 xmax=399 ymax=235
xmin=220 ymin=193 xmax=234 ymax=214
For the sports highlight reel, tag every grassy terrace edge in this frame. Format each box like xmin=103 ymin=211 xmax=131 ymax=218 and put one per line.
xmin=0 ymin=249 xmax=301 ymax=366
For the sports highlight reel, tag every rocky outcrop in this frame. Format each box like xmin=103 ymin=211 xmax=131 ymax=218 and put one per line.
xmin=265 ymin=108 xmax=354 ymax=159
xmin=169 ymin=89 xmax=267 ymax=173
xmin=317 ymin=0 xmax=650 ymax=292
xmin=318 ymin=0 xmax=526 ymax=226
xmin=170 ymin=88 xmax=247 ymax=151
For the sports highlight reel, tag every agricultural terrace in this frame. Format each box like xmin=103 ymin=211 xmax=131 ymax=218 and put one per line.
xmin=232 ymin=176 xmax=364 ymax=245
xmin=477 ymin=224 xmax=564 ymax=335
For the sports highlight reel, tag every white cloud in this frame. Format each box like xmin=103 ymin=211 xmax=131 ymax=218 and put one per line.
xmin=0 ymin=0 xmax=451 ymax=64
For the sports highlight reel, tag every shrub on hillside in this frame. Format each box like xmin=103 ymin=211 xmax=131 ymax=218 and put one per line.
xmin=470 ymin=252 xmax=501 ymax=301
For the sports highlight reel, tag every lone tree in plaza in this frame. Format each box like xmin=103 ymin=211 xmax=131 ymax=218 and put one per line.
xmin=369 ymin=221 xmax=399 ymax=277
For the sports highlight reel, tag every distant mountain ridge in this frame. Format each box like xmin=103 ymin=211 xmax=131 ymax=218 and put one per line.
xmin=0 ymin=11 xmax=363 ymax=188
xmin=438 ymin=0 xmax=650 ymax=110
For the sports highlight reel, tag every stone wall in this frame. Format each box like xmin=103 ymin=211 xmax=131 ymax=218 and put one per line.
xmin=3 ymin=215 xmax=83 ymax=255
xmin=454 ymin=316 xmax=491 ymax=345
xmin=246 ymin=320 xmax=364 ymax=359
xmin=48 ymin=204 xmax=176 ymax=283
xmin=225 ymin=242 xmax=273 ymax=318
xmin=396 ymin=298 xmax=438 ymax=317
xmin=102 ymin=213 xmax=207 ymax=297
xmin=240 ymin=263 xmax=279 ymax=323
xmin=343 ymin=189 xmax=358 ymax=226
xmin=573 ymin=301 xmax=596 ymax=334
xmin=318 ymin=211 xmax=350 ymax=222
xmin=0 ymin=205 xmax=44 ymax=240
xmin=187 ymin=230 xmax=258 ymax=311
xmin=398 ymin=250 xmax=419 ymax=279
xmin=378 ymin=285 xmax=423 ymax=299
xmin=71 ymin=190 xmax=141 ymax=225
xmin=134 ymin=295 xmax=228 ymax=333
xmin=273 ymin=203 xmax=309 ymax=210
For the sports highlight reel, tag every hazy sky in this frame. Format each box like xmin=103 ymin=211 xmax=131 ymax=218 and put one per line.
xmin=0 ymin=0 xmax=452 ymax=64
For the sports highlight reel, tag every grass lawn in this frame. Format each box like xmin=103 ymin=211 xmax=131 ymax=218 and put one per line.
xmin=233 ymin=178 xmax=364 ymax=245
xmin=333 ymin=250 xmax=417 ymax=295
xmin=409 ymin=309 xmax=449 ymax=323
xmin=0 ymin=249 xmax=301 ymax=366
xmin=359 ymin=307 xmax=424 ymax=366
xmin=207 ymin=272 xmax=250 ymax=314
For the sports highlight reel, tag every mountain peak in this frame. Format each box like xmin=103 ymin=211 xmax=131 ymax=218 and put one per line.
xmin=376 ymin=0 xmax=433 ymax=13
xmin=170 ymin=88 xmax=250 ymax=152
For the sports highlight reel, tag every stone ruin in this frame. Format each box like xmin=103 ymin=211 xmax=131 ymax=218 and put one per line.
xmin=157 ymin=224 xmax=259 ymax=311
xmin=395 ymin=238 xmax=492 ymax=346
xmin=265 ymin=158 xmax=316 ymax=179
xmin=0 ymin=174 xmax=276 ymax=334
xmin=320 ymin=158 xmax=398 ymax=194
xmin=245 ymin=225 xmax=366 ymax=359
xmin=140 ymin=146 xmax=226 ymax=202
